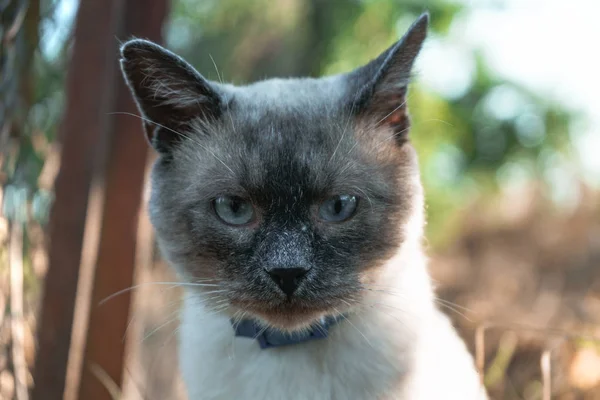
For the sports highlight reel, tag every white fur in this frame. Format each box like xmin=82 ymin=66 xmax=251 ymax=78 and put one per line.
xmin=178 ymin=239 xmax=487 ymax=399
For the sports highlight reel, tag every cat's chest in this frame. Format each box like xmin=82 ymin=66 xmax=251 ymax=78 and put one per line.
xmin=178 ymin=303 xmax=410 ymax=400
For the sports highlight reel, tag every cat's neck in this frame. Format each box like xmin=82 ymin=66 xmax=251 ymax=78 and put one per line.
xmin=177 ymin=241 xmax=441 ymax=399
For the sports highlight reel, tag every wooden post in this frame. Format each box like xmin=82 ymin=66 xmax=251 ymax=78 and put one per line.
xmin=77 ymin=1 xmax=169 ymax=399
xmin=32 ymin=1 xmax=125 ymax=398
xmin=32 ymin=0 xmax=169 ymax=399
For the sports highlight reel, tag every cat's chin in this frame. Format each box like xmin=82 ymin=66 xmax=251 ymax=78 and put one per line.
xmin=251 ymin=310 xmax=330 ymax=332
xmin=233 ymin=303 xmax=335 ymax=332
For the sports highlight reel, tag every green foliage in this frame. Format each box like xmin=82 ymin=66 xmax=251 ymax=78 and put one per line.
xmin=1 ymin=0 xmax=68 ymax=224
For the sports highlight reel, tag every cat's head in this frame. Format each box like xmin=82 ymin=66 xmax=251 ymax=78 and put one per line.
xmin=120 ymin=14 xmax=428 ymax=331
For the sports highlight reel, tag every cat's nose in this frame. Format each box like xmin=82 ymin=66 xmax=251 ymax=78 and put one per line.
xmin=266 ymin=267 xmax=309 ymax=296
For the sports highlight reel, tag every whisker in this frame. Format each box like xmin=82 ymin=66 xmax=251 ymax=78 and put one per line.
xmin=364 ymin=303 xmax=416 ymax=336
xmin=107 ymin=111 xmax=236 ymax=176
xmin=142 ymin=311 xmax=180 ymax=344
xmin=99 ymin=281 xmax=222 ymax=305
xmin=366 ymin=301 xmax=418 ymax=318
xmin=210 ymin=298 xmax=230 ymax=306
xmin=200 ymin=289 xmax=229 ymax=295
xmin=362 ymin=283 xmax=406 ymax=289
xmin=229 ymin=310 xmax=248 ymax=360
xmin=373 ymin=95 xmax=412 ymax=128
xmin=349 ymin=115 xmax=455 ymax=160
xmin=313 ymin=322 xmax=328 ymax=337
xmin=351 ymin=185 xmax=373 ymax=212
xmin=360 ymin=287 xmax=410 ymax=299
xmin=435 ymin=298 xmax=475 ymax=314
xmin=122 ymin=311 xmax=141 ymax=343
xmin=339 ymin=299 xmax=353 ymax=308
xmin=334 ymin=307 xmax=374 ymax=349
xmin=434 ymin=299 xmax=475 ymax=323
xmin=340 ymin=95 xmax=412 ymax=159
xmin=422 ymin=118 xmax=454 ymax=127
xmin=362 ymin=285 xmax=476 ymax=323
xmin=319 ymin=99 xmax=358 ymax=184
xmin=252 ymin=323 xmax=269 ymax=341
xmin=147 ymin=326 xmax=181 ymax=399
xmin=124 ymin=295 xmax=186 ymax=346
xmin=209 ymin=54 xmax=224 ymax=84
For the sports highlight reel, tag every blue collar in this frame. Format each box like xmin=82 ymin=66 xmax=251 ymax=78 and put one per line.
xmin=233 ymin=316 xmax=340 ymax=349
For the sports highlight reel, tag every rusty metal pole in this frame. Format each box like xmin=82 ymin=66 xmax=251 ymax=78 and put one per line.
xmin=77 ymin=0 xmax=169 ymax=399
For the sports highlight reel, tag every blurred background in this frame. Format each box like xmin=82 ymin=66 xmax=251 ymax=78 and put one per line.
xmin=1 ymin=0 xmax=599 ymax=399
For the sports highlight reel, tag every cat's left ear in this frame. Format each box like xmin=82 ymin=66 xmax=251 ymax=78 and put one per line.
xmin=349 ymin=13 xmax=429 ymax=144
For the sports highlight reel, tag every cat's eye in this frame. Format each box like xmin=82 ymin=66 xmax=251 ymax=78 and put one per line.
xmin=213 ymin=196 xmax=255 ymax=226
xmin=318 ymin=195 xmax=358 ymax=223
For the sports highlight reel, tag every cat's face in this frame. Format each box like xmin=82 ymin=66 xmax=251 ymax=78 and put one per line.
xmin=121 ymin=14 xmax=428 ymax=331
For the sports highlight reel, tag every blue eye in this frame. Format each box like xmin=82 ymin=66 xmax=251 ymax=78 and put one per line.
xmin=318 ymin=195 xmax=358 ymax=223
xmin=213 ymin=196 xmax=255 ymax=226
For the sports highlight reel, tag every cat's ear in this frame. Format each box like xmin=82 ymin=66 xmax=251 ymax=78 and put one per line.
xmin=120 ymin=39 xmax=223 ymax=153
xmin=349 ymin=13 xmax=428 ymax=145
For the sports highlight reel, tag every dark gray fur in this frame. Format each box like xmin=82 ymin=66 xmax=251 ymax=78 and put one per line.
xmin=120 ymin=14 xmax=429 ymax=324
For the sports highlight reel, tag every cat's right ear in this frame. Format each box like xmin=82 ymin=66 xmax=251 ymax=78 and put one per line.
xmin=120 ymin=39 xmax=223 ymax=154
xmin=347 ymin=13 xmax=428 ymax=146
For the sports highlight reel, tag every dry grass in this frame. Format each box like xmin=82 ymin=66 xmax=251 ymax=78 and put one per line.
xmin=1 ymin=184 xmax=599 ymax=399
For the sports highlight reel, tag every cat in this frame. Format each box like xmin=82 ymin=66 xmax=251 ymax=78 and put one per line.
xmin=120 ymin=12 xmax=488 ymax=400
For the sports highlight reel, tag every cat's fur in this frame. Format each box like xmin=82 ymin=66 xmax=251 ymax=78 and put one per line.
xmin=120 ymin=13 xmax=488 ymax=400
